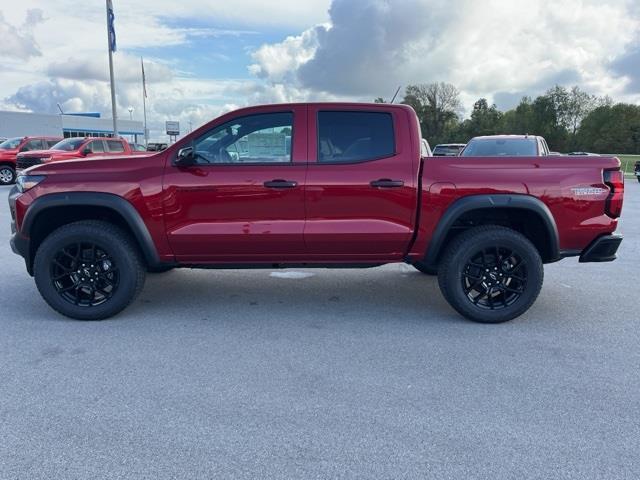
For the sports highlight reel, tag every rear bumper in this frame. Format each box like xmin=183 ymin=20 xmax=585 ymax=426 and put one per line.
xmin=579 ymin=234 xmax=623 ymax=263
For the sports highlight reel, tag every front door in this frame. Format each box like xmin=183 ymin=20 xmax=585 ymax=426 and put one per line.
xmin=304 ymin=107 xmax=417 ymax=261
xmin=162 ymin=106 xmax=307 ymax=263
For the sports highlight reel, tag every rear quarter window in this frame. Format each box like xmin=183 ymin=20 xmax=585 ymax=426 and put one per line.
xmin=317 ymin=111 xmax=395 ymax=163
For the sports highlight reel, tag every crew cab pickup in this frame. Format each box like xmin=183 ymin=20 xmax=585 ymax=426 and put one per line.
xmin=16 ymin=137 xmax=135 ymax=171
xmin=8 ymin=103 xmax=624 ymax=323
xmin=0 ymin=136 xmax=62 ymax=185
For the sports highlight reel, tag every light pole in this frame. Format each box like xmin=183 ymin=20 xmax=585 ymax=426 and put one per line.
xmin=127 ymin=106 xmax=134 ymax=142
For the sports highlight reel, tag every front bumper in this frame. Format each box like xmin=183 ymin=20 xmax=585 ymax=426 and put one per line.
xmin=8 ymin=186 xmax=32 ymax=274
xmin=579 ymin=234 xmax=623 ymax=263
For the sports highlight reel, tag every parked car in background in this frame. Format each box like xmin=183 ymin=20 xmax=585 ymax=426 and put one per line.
xmin=460 ymin=135 xmax=552 ymax=157
xmin=129 ymin=143 xmax=148 ymax=152
xmin=421 ymin=138 xmax=432 ymax=156
xmin=433 ymin=143 xmax=466 ymax=156
xmin=0 ymin=136 xmax=62 ymax=185
xmin=8 ymin=102 xmax=624 ymax=323
xmin=634 ymin=161 xmax=640 ymax=183
xmin=16 ymin=137 xmax=133 ymax=170
xmin=147 ymin=142 xmax=168 ymax=152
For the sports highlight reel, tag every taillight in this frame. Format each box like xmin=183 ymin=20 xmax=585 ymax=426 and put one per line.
xmin=603 ymin=169 xmax=624 ymax=218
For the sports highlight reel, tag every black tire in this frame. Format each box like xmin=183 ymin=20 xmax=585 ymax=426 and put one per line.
xmin=437 ymin=225 xmax=543 ymax=323
xmin=412 ymin=261 xmax=437 ymax=275
xmin=637 ymin=176 xmax=640 ymax=183
xmin=33 ymin=221 xmax=146 ymax=320
xmin=0 ymin=165 xmax=16 ymax=185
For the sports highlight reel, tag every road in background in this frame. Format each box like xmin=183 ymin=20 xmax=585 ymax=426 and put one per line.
xmin=0 ymin=184 xmax=638 ymax=479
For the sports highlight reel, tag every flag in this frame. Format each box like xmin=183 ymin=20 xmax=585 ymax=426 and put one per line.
xmin=107 ymin=0 xmax=116 ymax=52
xmin=141 ymin=57 xmax=147 ymax=98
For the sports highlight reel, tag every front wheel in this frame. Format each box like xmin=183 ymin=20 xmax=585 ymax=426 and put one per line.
xmin=437 ymin=226 xmax=543 ymax=323
xmin=33 ymin=221 xmax=146 ymax=320
xmin=0 ymin=165 xmax=16 ymax=185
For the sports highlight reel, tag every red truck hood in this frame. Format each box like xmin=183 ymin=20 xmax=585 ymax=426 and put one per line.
xmin=18 ymin=149 xmax=82 ymax=162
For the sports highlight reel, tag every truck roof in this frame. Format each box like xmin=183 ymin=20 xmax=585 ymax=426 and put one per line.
xmin=470 ymin=135 xmax=540 ymax=140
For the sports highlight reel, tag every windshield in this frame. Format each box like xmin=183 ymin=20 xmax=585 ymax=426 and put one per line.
xmin=0 ymin=137 xmax=22 ymax=150
xmin=50 ymin=138 xmax=86 ymax=151
xmin=461 ymin=138 xmax=537 ymax=156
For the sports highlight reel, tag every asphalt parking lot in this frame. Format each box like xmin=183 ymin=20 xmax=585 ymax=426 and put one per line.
xmin=1 ymin=182 xmax=638 ymax=479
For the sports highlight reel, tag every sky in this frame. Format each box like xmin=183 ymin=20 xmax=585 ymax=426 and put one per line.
xmin=0 ymin=0 xmax=639 ymax=141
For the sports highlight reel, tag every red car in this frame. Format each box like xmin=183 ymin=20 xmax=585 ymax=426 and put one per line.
xmin=16 ymin=136 xmax=135 ymax=171
xmin=8 ymin=103 xmax=624 ymax=323
xmin=0 ymin=136 xmax=62 ymax=185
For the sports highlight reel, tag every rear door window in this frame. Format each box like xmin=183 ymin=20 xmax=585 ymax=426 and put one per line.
xmin=46 ymin=140 xmax=59 ymax=148
xmin=106 ymin=140 xmax=125 ymax=153
xmin=317 ymin=111 xmax=395 ymax=163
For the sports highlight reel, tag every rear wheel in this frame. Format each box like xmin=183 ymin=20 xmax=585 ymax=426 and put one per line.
xmin=437 ymin=226 xmax=543 ymax=323
xmin=33 ymin=221 xmax=145 ymax=320
xmin=0 ymin=165 xmax=16 ymax=185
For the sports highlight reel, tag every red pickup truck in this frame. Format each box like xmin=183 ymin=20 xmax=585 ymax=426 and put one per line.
xmin=8 ymin=103 xmax=624 ymax=323
xmin=0 ymin=136 xmax=62 ymax=185
xmin=15 ymin=136 xmax=135 ymax=171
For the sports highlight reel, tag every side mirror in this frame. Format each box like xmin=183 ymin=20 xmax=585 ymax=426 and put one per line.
xmin=175 ymin=146 xmax=195 ymax=166
xmin=81 ymin=147 xmax=91 ymax=156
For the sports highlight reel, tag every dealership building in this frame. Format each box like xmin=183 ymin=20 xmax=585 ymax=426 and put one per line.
xmin=0 ymin=110 xmax=144 ymax=141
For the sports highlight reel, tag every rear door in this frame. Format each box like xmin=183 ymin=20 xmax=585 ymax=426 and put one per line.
xmin=162 ymin=106 xmax=308 ymax=262
xmin=304 ymin=106 xmax=417 ymax=261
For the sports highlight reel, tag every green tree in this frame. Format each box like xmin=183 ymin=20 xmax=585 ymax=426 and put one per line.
xmin=460 ymin=98 xmax=503 ymax=138
xmin=501 ymin=97 xmax=534 ymax=135
xmin=401 ymin=82 xmax=462 ymax=144
xmin=577 ymin=104 xmax=640 ymax=153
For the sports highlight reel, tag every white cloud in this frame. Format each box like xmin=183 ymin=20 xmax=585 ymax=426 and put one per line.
xmin=47 ymin=54 xmax=173 ymax=84
xmin=249 ymin=0 xmax=640 ymax=104
xmin=0 ymin=9 xmax=44 ymax=59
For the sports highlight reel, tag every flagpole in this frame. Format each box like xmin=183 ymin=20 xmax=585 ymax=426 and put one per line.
xmin=141 ymin=57 xmax=148 ymax=147
xmin=106 ymin=0 xmax=118 ymax=137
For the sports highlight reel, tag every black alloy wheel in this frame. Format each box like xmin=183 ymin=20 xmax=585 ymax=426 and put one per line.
xmin=461 ymin=246 xmax=527 ymax=311
xmin=34 ymin=221 xmax=145 ymax=320
xmin=438 ymin=225 xmax=543 ymax=323
xmin=50 ymin=242 xmax=120 ymax=307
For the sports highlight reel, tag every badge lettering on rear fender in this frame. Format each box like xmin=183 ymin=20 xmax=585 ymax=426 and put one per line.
xmin=571 ymin=187 xmax=607 ymax=196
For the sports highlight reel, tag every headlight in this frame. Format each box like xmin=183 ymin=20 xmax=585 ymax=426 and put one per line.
xmin=16 ymin=174 xmax=46 ymax=193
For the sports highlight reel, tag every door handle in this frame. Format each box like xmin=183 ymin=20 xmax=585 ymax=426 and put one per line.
xmin=370 ymin=179 xmax=404 ymax=188
xmin=264 ymin=179 xmax=298 ymax=189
